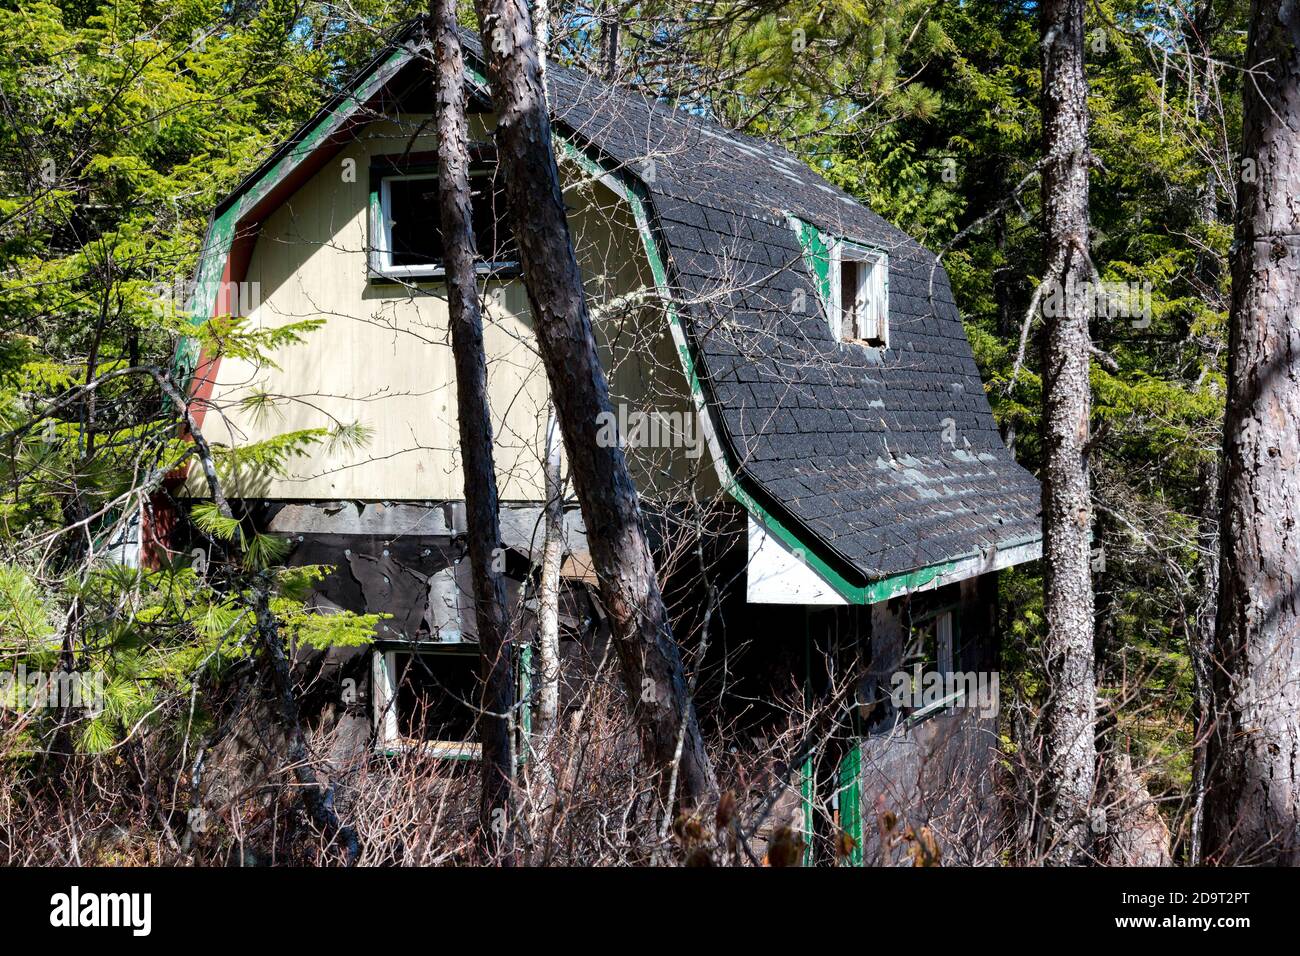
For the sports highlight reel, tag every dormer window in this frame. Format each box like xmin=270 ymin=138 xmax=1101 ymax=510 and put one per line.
xmin=834 ymin=241 xmax=888 ymax=347
xmin=370 ymin=160 xmax=519 ymax=279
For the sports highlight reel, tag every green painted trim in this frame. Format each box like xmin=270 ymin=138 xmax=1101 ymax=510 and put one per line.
xmin=173 ymin=205 xmax=238 ymax=381
xmin=801 ymin=610 xmax=814 ymax=866
xmin=518 ymin=641 xmax=532 ymax=746
xmin=787 ymin=213 xmax=832 ymax=309
xmin=731 ymin=481 xmax=865 ymax=599
xmin=839 ymin=742 xmax=863 ymax=866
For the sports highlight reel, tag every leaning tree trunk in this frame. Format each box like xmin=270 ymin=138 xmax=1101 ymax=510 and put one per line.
xmin=1038 ymin=0 xmax=1098 ymax=866
xmin=428 ymin=0 xmax=516 ymax=861
xmin=469 ymin=0 xmax=717 ymax=811
xmin=1204 ymin=0 xmax=1300 ymax=866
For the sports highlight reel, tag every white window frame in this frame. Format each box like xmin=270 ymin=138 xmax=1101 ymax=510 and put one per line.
xmin=901 ymin=608 xmax=960 ymax=723
xmin=372 ymin=646 xmax=482 ymax=760
xmin=936 ymin=610 xmax=954 ymax=676
xmin=832 ymin=240 xmax=889 ymax=347
xmin=370 ymin=169 xmax=518 ymax=279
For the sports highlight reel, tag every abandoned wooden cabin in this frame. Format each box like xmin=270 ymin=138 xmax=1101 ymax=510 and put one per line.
xmin=158 ymin=21 xmax=1043 ymax=862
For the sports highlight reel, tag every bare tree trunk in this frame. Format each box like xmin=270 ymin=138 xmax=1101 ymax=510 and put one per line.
xmin=529 ymin=0 xmax=562 ymax=745
xmin=428 ymin=0 xmax=515 ymax=861
xmin=536 ymin=408 xmax=563 ymax=738
xmin=1037 ymin=0 xmax=1097 ymax=866
xmin=470 ymin=0 xmax=717 ymax=811
xmin=1188 ymin=456 xmax=1219 ymax=864
xmin=599 ymin=1 xmax=620 ymax=82
xmin=1204 ymin=0 xmax=1300 ymax=865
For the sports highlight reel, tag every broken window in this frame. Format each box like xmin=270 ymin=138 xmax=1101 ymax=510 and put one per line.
xmin=372 ymin=164 xmax=518 ymax=278
xmin=372 ymin=645 xmax=481 ymax=759
xmin=898 ymin=609 xmax=956 ymax=719
xmin=835 ymin=242 xmax=888 ymax=347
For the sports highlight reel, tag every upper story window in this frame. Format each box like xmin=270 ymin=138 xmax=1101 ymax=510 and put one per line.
xmin=834 ymin=241 xmax=888 ymax=347
xmin=370 ymin=160 xmax=519 ymax=279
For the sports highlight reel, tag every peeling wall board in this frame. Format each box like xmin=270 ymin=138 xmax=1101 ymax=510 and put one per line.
xmin=282 ymin=529 xmax=516 ymax=643
xmin=268 ymin=501 xmax=464 ymax=536
xmin=264 ymin=499 xmax=594 ymax=577
xmin=285 ymin=531 xmax=463 ymax=641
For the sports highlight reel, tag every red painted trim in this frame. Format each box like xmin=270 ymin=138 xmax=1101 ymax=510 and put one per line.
xmin=185 ymin=224 xmax=258 ymax=430
xmin=141 ymin=491 xmax=179 ymax=569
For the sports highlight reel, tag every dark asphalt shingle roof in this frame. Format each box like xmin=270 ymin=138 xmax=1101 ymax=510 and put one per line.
xmin=528 ymin=50 xmax=1041 ymax=579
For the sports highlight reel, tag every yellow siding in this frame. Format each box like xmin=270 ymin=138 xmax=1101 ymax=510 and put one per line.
xmin=196 ymin=116 xmax=715 ymax=503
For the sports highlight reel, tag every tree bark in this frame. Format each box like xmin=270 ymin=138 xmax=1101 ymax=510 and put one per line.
xmin=1037 ymin=0 xmax=1098 ymax=866
xmin=1204 ymin=0 xmax=1300 ymax=865
xmin=599 ymin=1 xmax=620 ymax=82
xmin=468 ymin=0 xmax=717 ymax=811
xmin=428 ymin=0 xmax=516 ymax=861
xmin=529 ymin=0 xmax=561 ymax=745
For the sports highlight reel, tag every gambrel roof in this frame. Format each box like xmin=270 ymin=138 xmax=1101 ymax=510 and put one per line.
xmin=191 ymin=19 xmax=1041 ymax=601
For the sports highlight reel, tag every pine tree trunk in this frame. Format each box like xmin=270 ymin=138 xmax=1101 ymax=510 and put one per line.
xmin=599 ymin=1 xmax=619 ymax=82
xmin=1205 ymin=0 xmax=1300 ymax=865
xmin=1038 ymin=0 xmax=1098 ymax=866
xmin=470 ymin=0 xmax=717 ymax=811
xmin=428 ymin=0 xmax=515 ymax=860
